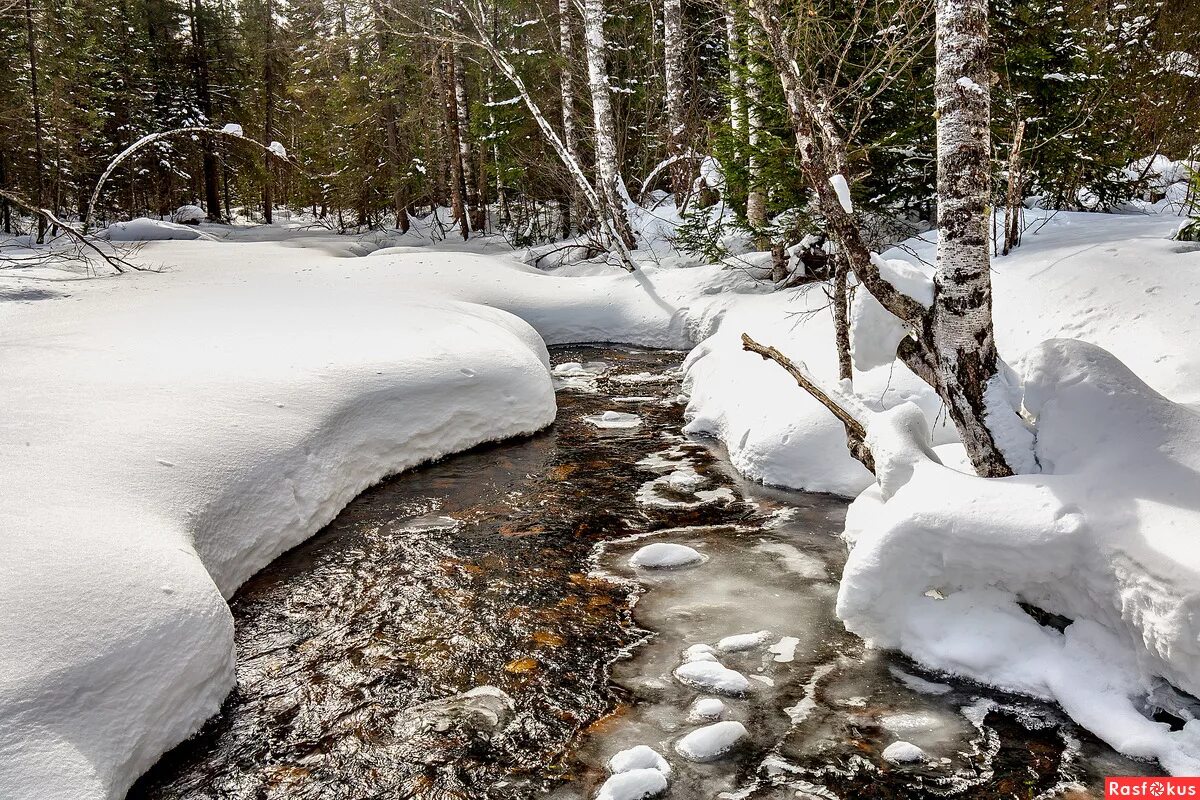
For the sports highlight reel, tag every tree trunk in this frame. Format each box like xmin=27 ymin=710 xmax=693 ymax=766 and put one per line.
xmin=1001 ymin=118 xmax=1025 ymax=256
xmin=187 ymin=0 xmax=221 ymax=221
xmin=726 ymin=9 xmax=743 ymax=158
xmin=24 ymin=0 xmax=47 ymax=243
xmin=932 ymin=0 xmax=1017 ymax=477
xmin=374 ymin=0 xmax=409 ymax=233
xmin=744 ymin=27 xmax=766 ymax=243
xmin=558 ymin=0 xmax=582 ymax=236
xmin=440 ymin=48 xmax=469 ymax=240
xmin=262 ymin=0 xmax=275 ymax=224
xmin=453 ymin=39 xmax=483 ymax=232
xmin=581 ymin=0 xmax=636 ymax=250
xmin=662 ymin=0 xmax=689 ymax=206
xmin=833 ymin=253 xmax=852 ymax=382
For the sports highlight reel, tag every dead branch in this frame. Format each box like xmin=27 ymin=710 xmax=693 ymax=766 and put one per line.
xmin=0 ymin=188 xmax=145 ymax=274
xmin=741 ymin=332 xmax=875 ymax=473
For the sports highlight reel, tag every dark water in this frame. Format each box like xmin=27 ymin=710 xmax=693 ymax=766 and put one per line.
xmin=132 ymin=346 xmax=1151 ymax=800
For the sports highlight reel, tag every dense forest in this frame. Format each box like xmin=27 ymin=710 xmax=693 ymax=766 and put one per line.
xmin=2 ymin=0 xmax=1197 ymax=249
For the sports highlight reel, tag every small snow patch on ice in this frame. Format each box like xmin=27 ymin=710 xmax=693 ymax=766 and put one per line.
xmin=688 ymin=697 xmax=726 ymax=721
xmin=673 ymin=660 xmax=751 ymax=696
xmin=717 ymin=630 xmax=772 ymax=652
xmin=888 ymin=667 xmax=952 ymax=696
xmin=768 ymin=636 xmax=800 ymax=663
xmin=629 ymin=543 xmax=705 ymax=569
xmin=674 ymin=720 xmax=748 ymax=762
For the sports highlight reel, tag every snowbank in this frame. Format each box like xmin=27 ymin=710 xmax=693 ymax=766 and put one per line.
xmin=101 ymin=217 xmax=216 ymax=241
xmin=838 ymin=340 xmax=1200 ymax=774
xmin=0 ymin=255 xmax=556 ymax=798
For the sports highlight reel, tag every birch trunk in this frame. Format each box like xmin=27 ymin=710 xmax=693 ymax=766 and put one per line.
xmin=453 ymin=37 xmax=484 ymax=231
xmin=261 ymin=0 xmax=275 ymax=224
xmin=933 ymin=0 xmax=1019 ymax=477
xmin=1001 ymin=119 xmax=1025 ymax=256
xmin=439 ymin=49 xmax=469 ymax=240
xmin=744 ymin=25 xmax=766 ymax=241
xmin=726 ymin=10 xmax=743 ymax=156
xmin=662 ymin=0 xmax=689 ymax=206
xmin=558 ymin=0 xmax=582 ymax=235
xmin=581 ymin=0 xmax=636 ymax=250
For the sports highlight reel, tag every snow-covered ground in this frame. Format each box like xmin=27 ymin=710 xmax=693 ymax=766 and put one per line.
xmin=2 ymin=197 xmax=1200 ymax=795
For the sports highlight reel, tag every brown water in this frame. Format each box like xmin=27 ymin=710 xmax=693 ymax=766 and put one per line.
xmin=131 ymin=346 xmax=1152 ymax=800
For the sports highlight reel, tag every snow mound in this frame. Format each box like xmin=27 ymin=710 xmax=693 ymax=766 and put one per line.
xmin=172 ymin=205 xmax=206 ymax=224
xmin=688 ymin=697 xmax=726 ymax=721
xmin=674 ymin=720 xmax=748 ymax=762
xmin=102 ymin=217 xmax=215 ymax=241
xmin=607 ymin=744 xmax=671 ymax=776
xmin=882 ymin=741 xmax=927 ymax=764
xmin=0 ymin=261 xmax=556 ymax=799
xmin=595 ymin=768 xmax=668 ymax=800
xmin=673 ymin=660 xmax=751 ymax=696
xmin=629 ymin=543 xmax=705 ymax=569
xmin=838 ymin=339 xmax=1200 ymax=775
xmin=716 ymin=630 xmax=772 ymax=652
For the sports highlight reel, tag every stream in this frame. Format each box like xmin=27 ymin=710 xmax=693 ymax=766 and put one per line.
xmin=131 ymin=345 xmax=1152 ymax=800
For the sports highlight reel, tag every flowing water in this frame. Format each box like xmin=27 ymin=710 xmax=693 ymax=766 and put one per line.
xmin=132 ymin=346 xmax=1152 ymax=800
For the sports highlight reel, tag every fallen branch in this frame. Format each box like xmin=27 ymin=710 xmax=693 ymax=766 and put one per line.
xmin=0 ymin=188 xmax=144 ymax=274
xmin=741 ymin=332 xmax=876 ymax=473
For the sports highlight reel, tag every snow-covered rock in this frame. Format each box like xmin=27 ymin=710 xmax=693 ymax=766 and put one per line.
xmin=595 ymin=768 xmax=668 ymax=800
xmin=674 ymin=720 xmax=748 ymax=762
xmin=673 ymin=660 xmax=751 ymax=696
xmin=716 ymin=630 xmax=772 ymax=652
xmin=688 ymin=697 xmax=726 ymax=721
xmin=585 ymin=410 xmax=642 ymax=429
xmin=607 ymin=745 xmax=671 ymax=776
xmin=629 ymin=542 xmax=705 ymax=569
xmin=172 ymin=204 xmax=206 ymax=224
xmin=882 ymin=741 xmax=927 ymax=764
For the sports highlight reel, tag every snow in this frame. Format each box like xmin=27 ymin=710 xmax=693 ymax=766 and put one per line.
xmin=829 ymin=173 xmax=853 ymax=213
xmin=688 ymin=697 xmax=726 ymax=721
xmin=172 ymin=204 xmax=206 ymax=224
xmin=673 ymin=660 xmax=751 ymax=696
xmin=837 ymin=339 xmax=1200 ymax=775
xmin=101 ymin=217 xmax=215 ymax=241
xmin=595 ymin=769 xmax=668 ymax=800
xmin=955 ymin=76 xmax=984 ymax=94
xmin=882 ymin=741 xmax=928 ymax=764
xmin=220 ymin=123 xmax=244 ymax=137
xmin=674 ymin=720 xmax=748 ymax=762
xmin=608 ymin=745 xmax=671 ymax=776
xmin=267 ymin=140 xmax=287 ymax=159
xmin=767 ymin=636 xmax=800 ymax=663
xmin=716 ymin=630 xmax=772 ymax=652
xmin=629 ymin=542 xmax=705 ymax=569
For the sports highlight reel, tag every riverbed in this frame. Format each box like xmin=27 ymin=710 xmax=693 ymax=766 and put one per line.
xmin=131 ymin=345 xmax=1150 ymax=799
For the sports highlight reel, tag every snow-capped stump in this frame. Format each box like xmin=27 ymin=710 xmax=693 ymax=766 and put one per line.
xmin=882 ymin=741 xmax=928 ymax=764
xmin=584 ymin=410 xmax=642 ymax=429
xmin=716 ymin=630 xmax=773 ymax=652
xmin=595 ymin=768 xmax=668 ymax=800
xmin=629 ymin=542 xmax=704 ymax=569
xmin=607 ymin=744 xmax=671 ymax=776
xmin=688 ymin=697 xmax=726 ymax=722
xmin=673 ymin=660 xmax=750 ymax=695
xmin=172 ymin=205 xmax=206 ymax=225
xmin=674 ymin=720 xmax=748 ymax=762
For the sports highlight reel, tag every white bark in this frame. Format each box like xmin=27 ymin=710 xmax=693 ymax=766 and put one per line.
xmin=662 ymin=0 xmax=688 ymax=204
xmin=452 ymin=40 xmax=482 ymax=231
xmin=933 ymin=0 xmax=1028 ymax=477
xmin=581 ymin=0 xmax=636 ymax=249
xmin=726 ymin=10 xmax=743 ymax=144
xmin=558 ymin=0 xmax=583 ymax=232
xmin=744 ymin=27 xmax=766 ymax=236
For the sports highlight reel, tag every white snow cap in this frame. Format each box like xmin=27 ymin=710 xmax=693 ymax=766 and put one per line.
xmin=172 ymin=204 xmax=206 ymax=224
xmin=673 ymin=660 xmax=750 ymax=696
xmin=688 ymin=697 xmax=726 ymax=721
xmin=607 ymin=745 xmax=671 ymax=776
xmin=220 ymin=122 xmax=244 ymax=137
xmin=595 ymin=768 xmax=668 ymax=800
xmin=674 ymin=720 xmax=748 ymax=762
xmin=629 ymin=542 xmax=704 ymax=569
xmin=268 ymin=140 xmax=288 ymax=158
xmin=882 ymin=741 xmax=927 ymax=764
xmin=716 ymin=630 xmax=772 ymax=652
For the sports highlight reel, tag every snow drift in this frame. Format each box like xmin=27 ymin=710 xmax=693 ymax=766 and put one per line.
xmin=838 ymin=339 xmax=1200 ymax=774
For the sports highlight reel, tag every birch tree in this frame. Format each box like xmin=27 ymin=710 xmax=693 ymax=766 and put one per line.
xmin=581 ymin=0 xmax=636 ymax=250
xmin=558 ymin=0 xmax=582 ymax=235
xmin=662 ymin=0 xmax=688 ymax=206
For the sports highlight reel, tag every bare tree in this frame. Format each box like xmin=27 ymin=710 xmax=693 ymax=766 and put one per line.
xmin=742 ymin=0 xmax=1030 ymax=478
xmin=581 ymin=0 xmax=636 ymax=249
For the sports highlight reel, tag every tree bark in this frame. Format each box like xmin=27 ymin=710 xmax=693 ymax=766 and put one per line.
xmin=187 ymin=0 xmax=222 ymax=221
xmin=558 ymin=0 xmax=582 ymax=236
xmin=581 ymin=0 xmax=636 ymax=250
xmin=833 ymin=253 xmax=853 ymax=382
xmin=374 ymin=0 xmax=410 ymax=233
xmin=1001 ymin=118 xmax=1025 ymax=256
xmin=744 ymin=23 xmax=766 ymax=242
xmin=24 ymin=0 xmax=47 ymax=243
xmin=439 ymin=48 xmax=469 ymax=240
xmin=262 ymin=0 xmax=275 ymax=224
xmin=662 ymin=0 xmax=689 ymax=206
xmin=452 ymin=25 xmax=483 ymax=232
xmin=931 ymin=0 xmax=1016 ymax=478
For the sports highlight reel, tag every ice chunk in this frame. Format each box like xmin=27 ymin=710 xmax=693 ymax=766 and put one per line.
xmin=607 ymin=744 xmax=671 ymax=776
xmin=673 ymin=660 xmax=750 ymax=695
xmin=767 ymin=636 xmax=800 ymax=663
xmin=585 ymin=410 xmax=642 ymax=429
xmin=674 ymin=720 xmax=748 ymax=762
xmin=595 ymin=768 xmax=668 ymax=800
xmin=629 ymin=543 xmax=704 ymax=569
